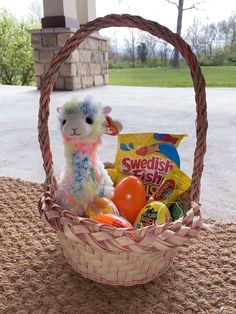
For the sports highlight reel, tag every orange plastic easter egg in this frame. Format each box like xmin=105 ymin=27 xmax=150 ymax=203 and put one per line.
xmin=112 ymin=176 xmax=146 ymax=224
xmin=85 ymin=197 xmax=119 ymax=220
xmin=96 ymin=214 xmax=134 ymax=229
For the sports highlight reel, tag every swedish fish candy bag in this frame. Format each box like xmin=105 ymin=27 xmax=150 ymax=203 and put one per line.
xmin=113 ymin=133 xmax=187 ymax=198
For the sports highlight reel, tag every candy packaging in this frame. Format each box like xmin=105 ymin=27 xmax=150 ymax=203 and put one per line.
xmin=153 ymin=166 xmax=191 ymax=206
xmin=134 ymin=201 xmax=171 ymax=229
xmin=169 ymin=202 xmax=187 ymax=220
xmin=113 ymin=133 xmax=187 ymax=198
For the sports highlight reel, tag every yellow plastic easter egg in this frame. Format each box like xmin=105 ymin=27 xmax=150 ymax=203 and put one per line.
xmin=85 ymin=197 xmax=119 ymax=220
xmin=134 ymin=201 xmax=171 ymax=229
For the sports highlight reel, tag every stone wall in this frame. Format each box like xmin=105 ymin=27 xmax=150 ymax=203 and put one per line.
xmin=29 ymin=28 xmax=108 ymax=90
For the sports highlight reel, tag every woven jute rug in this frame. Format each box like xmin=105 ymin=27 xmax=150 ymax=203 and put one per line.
xmin=1 ymin=177 xmax=236 ymax=314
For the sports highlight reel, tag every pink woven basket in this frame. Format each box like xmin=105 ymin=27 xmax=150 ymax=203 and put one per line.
xmin=38 ymin=14 xmax=208 ymax=286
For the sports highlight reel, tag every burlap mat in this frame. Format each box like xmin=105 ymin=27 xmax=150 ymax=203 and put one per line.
xmin=0 ymin=177 xmax=235 ymax=314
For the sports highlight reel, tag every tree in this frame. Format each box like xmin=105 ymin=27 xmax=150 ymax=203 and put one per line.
xmin=0 ymin=10 xmax=35 ymax=85
xmin=137 ymin=42 xmax=148 ymax=66
xmin=108 ymin=31 xmax=120 ymax=62
xmin=123 ymin=29 xmax=139 ymax=67
xmin=159 ymin=40 xmax=169 ymax=66
xmin=27 ymin=0 xmax=43 ymax=25
xmin=185 ymin=18 xmax=202 ymax=57
xmin=108 ymin=41 xmax=118 ymax=62
xmin=140 ymin=33 xmax=157 ymax=57
xmin=200 ymin=23 xmax=217 ymax=57
xmin=185 ymin=16 xmax=236 ymax=66
xmin=218 ymin=20 xmax=231 ymax=47
xmin=228 ymin=14 xmax=236 ymax=52
xmin=166 ymin=0 xmax=201 ymax=67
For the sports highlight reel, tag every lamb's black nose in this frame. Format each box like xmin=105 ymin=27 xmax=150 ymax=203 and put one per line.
xmin=71 ymin=128 xmax=79 ymax=135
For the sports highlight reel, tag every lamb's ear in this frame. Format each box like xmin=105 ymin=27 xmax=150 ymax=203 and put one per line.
xmin=103 ymin=106 xmax=112 ymax=116
xmin=57 ymin=107 xmax=62 ymax=114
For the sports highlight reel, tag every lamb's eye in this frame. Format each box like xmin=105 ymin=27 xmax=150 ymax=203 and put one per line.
xmin=62 ymin=119 xmax=66 ymax=126
xmin=86 ymin=117 xmax=93 ymax=124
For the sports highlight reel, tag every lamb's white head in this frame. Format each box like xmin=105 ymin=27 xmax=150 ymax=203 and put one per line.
xmin=57 ymin=96 xmax=111 ymax=143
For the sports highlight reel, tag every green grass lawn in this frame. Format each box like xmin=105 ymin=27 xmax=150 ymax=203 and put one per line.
xmin=108 ymin=66 xmax=236 ymax=87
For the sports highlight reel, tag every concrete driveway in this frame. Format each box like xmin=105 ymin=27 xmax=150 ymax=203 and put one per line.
xmin=0 ymin=85 xmax=235 ymax=222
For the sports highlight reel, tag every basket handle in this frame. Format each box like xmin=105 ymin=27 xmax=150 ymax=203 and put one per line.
xmin=38 ymin=14 xmax=208 ymax=203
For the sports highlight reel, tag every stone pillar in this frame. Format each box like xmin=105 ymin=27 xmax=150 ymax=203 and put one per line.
xmin=29 ymin=28 xmax=108 ymax=90
xmin=30 ymin=0 xmax=108 ymax=90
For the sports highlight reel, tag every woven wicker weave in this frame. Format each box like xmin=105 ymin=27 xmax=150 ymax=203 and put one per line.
xmin=38 ymin=14 xmax=208 ymax=286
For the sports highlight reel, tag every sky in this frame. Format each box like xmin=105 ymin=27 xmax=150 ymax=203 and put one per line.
xmin=0 ymin=0 xmax=236 ymax=43
xmin=96 ymin=0 xmax=236 ymax=44
xmin=96 ymin=0 xmax=236 ymax=30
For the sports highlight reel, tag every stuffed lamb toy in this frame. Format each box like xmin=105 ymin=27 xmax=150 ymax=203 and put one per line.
xmin=55 ymin=96 xmax=121 ymax=216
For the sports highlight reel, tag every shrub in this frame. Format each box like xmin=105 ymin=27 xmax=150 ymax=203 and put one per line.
xmin=198 ymin=56 xmax=213 ymax=66
xmin=108 ymin=60 xmax=136 ymax=69
xmin=0 ymin=10 xmax=35 ymax=86
xmin=226 ymin=51 xmax=236 ymax=65
xmin=146 ymin=57 xmax=160 ymax=67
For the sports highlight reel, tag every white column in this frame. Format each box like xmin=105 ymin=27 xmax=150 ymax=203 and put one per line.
xmin=43 ymin=0 xmax=63 ymax=17
xmin=43 ymin=0 xmax=78 ymax=19
xmin=42 ymin=0 xmax=80 ymax=28
xmin=76 ymin=0 xmax=96 ymax=25
xmin=63 ymin=0 xmax=78 ymax=20
xmin=43 ymin=0 xmax=96 ymax=23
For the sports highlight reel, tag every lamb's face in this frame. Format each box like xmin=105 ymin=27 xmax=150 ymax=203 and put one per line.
xmin=58 ymin=97 xmax=105 ymax=142
xmin=61 ymin=112 xmax=95 ymax=139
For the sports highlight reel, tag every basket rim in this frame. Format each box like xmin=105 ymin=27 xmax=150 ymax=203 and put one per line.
xmin=39 ymin=189 xmax=203 ymax=253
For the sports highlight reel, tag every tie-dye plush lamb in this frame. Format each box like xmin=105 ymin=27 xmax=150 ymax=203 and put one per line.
xmin=55 ymin=96 xmax=121 ymax=216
